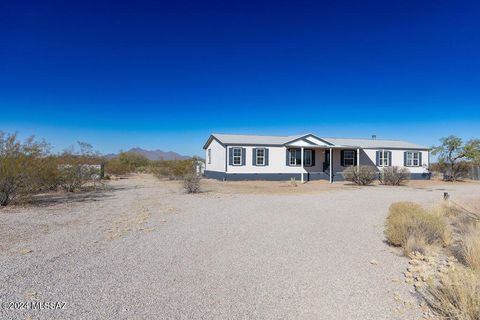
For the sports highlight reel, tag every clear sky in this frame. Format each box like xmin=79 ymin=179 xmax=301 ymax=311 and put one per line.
xmin=1 ymin=0 xmax=479 ymax=156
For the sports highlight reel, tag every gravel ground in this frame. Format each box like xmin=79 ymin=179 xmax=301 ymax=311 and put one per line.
xmin=1 ymin=174 xmax=479 ymax=320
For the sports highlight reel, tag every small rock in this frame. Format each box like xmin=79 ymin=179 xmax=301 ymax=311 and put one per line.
xmin=370 ymin=259 xmax=378 ymax=265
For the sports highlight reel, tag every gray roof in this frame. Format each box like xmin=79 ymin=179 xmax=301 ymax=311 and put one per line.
xmin=205 ymin=133 xmax=428 ymax=150
xmin=209 ymin=133 xmax=307 ymax=146
xmin=322 ymin=137 xmax=428 ymax=149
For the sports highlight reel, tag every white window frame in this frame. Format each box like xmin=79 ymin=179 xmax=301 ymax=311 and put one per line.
xmin=405 ymin=151 xmax=420 ymax=167
xmin=343 ymin=150 xmax=355 ymax=166
xmin=232 ymin=147 xmax=242 ymax=166
xmin=289 ymin=149 xmax=299 ymax=166
xmin=304 ymin=149 xmax=312 ymax=166
xmin=379 ymin=150 xmax=390 ymax=167
xmin=256 ymin=148 xmax=265 ymax=166
xmin=207 ymin=149 xmax=211 ymax=164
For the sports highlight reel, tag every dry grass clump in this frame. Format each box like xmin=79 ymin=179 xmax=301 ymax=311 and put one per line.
xmin=385 ymin=202 xmax=451 ymax=255
xmin=423 ymin=266 xmax=480 ymax=320
xmin=454 ymin=226 xmax=480 ymax=270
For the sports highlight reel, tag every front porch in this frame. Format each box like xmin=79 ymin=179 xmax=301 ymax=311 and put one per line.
xmin=285 ymin=146 xmax=362 ymax=183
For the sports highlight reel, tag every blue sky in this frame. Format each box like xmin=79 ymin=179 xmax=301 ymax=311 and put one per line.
xmin=1 ymin=0 xmax=479 ymax=156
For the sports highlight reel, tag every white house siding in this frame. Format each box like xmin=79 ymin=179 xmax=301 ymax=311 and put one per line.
xmin=204 ymin=138 xmax=225 ymax=173
xmin=362 ymin=149 xmax=429 ymax=174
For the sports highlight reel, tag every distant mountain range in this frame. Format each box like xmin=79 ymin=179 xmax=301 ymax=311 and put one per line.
xmin=105 ymin=147 xmax=191 ymax=161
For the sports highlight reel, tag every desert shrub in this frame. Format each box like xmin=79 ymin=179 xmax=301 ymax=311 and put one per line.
xmin=105 ymin=159 xmax=131 ymax=176
xmin=183 ymin=173 xmax=201 ymax=193
xmin=57 ymin=142 xmax=102 ymax=192
xmin=0 ymin=132 xmax=51 ymax=206
xmin=379 ymin=166 xmax=410 ymax=185
xmin=454 ymin=226 xmax=480 ymax=270
xmin=343 ymin=165 xmax=377 ymax=185
xmin=152 ymin=159 xmax=196 ymax=180
xmin=423 ymin=266 xmax=480 ymax=320
xmin=118 ymin=152 xmax=150 ymax=171
xmin=385 ymin=202 xmax=451 ymax=255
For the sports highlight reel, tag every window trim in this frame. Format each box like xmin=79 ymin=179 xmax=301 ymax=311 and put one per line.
xmin=207 ymin=149 xmax=211 ymax=164
xmin=256 ymin=148 xmax=265 ymax=166
xmin=304 ymin=149 xmax=312 ymax=166
xmin=289 ymin=149 xmax=299 ymax=166
xmin=405 ymin=151 xmax=420 ymax=167
xmin=343 ymin=150 xmax=355 ymax=167
xmin=232 ymin=147 xmax=242 ymax=166
xmin=379 ymin=150 xmax=390 ymax=167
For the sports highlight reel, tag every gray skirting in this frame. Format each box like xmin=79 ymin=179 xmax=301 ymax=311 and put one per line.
xmin=203 ymin=171 xmax=431 ymax=181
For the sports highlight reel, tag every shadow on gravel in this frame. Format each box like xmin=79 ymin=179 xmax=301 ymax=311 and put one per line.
xmin=30 ymin=188 xmax=116 ymax=207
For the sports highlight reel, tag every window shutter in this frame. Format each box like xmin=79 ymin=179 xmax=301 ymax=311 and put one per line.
xmin=340 ymin=150 xmax=345 ymax=166
xmin=418 ymin=152 xmax=422 ymax=166
xmin=286 ymin=149 xmax=290 ymax=166
xmin=229 ymin=148 xmax=233 ymax=165
xmin=376 ymin=151 xmax=380 ymax=166
xmin=354 ymin=150 xmax=358 ymax=166
xmin=311 ymin=150 xmax=315 ymax=166
xmin=404 ymin=152 xmax=407 ymax=166
xmin=265 ymin=149 xmax=269 ymax=166
xmin=252 ymin=148 xmax=257 ymax=166
xmin=241 ymin=148 xmax=246 ymax=166
xmin=388 ymin=151 xmax=392 ymax=166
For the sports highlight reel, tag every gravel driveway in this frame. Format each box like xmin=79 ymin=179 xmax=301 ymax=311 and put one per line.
xmin=1 ymin=175 xmax=479 ymax=320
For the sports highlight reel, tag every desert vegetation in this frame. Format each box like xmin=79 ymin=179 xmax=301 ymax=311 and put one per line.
xmin=343 ymin=165 xmax=377 ymax=185
xmin=385 ymin=198 xmax=480 ymax=319
xmin=379 ymin=166 xmax=410 ymax=185
xmin=343 ymin=165 xmax=411 ymax=186
xmin=0 ymin=131 xmax=201 ymax=205
xmin=431 ymin=135 xmax=480 ymax=181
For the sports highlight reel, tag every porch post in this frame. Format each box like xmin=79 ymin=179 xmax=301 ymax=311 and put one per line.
xmin=357 ymin=148 xmax=360 ymax=173
xmin=329 ymin=147 xmax=333 ymax=183
xmin=301 ymin=147 xmax=304 ymax=183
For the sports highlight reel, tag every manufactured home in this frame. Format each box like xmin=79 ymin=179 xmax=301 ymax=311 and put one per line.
xmin=203 ymin=133 xmax=430 ymax=182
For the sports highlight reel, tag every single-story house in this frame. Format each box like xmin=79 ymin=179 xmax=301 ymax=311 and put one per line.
xmin=203 ymin=133 xmax=430 ymax=182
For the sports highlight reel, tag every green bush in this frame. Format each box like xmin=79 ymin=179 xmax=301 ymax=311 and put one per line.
xmin=343 ymin=165 xmax=377 ymax=185
xmin=0 ymin=132 xmax=51 ymax=206
xmin=385 ymin=202 xmax=451 ymax=255
xmin=105 ymin=159 xmax=131 ymax=176
xmin=152 ymin=159 xmax=196 ymax=180
xmin=118 ymin=152 xmax=150 ymax=171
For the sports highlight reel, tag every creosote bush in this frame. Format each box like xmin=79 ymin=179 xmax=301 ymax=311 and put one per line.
xmin=183 ymin=173 xmax=201 ymax=193
xmin=343 ymin=165 xmax=377 ymax=185
xmin=0 ymin=132 xmax=51 ymax=206
xmin=379 ymin=166 xmax=410 ymax=186
xmin=385 ymin=202 xmax=451 ymax=255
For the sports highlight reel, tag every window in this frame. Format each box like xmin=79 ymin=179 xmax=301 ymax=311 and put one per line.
xmin=207 ymin=149 xmax=211 ymax=164
xmin=304 ymin=150 xmax=312 ymax=166
xmin=379 ymin=150 xmax=390 ymax=166
xmin=343 ymin=150 xmax=355 ymax=166
xmin=289 ymin=149 xmax=298 ymax=165
xmin=232 ymin=147 xmax=242 ymax=165
xmin=256 ymin=148 xmax=265 ymax=165
xmin=405 ymin=151 xmax=420 ymax=166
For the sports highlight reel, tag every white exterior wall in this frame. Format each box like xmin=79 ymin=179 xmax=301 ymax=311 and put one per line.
xmin=204 ymin=139 xmax=226 ymax=172
xmin=226 ymin=146 xmax=308 ymax=173
xmin=206 ymin=143 xmax=429 ymax=175
xmin=362 ymin=149 xmax=429 ymax=173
